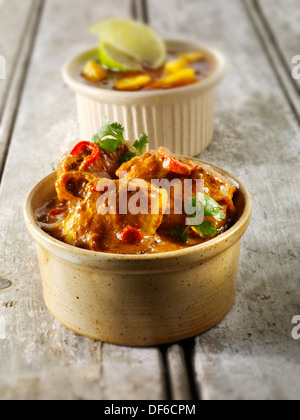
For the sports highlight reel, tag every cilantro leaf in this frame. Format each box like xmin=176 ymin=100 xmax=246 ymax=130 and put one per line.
xmin=185 ymin=196 xmax=203 ymax=225
xmin=197 ymin=193 xmax=226 ymax=221
xmin=97 ymin=117 xmax=125 ymax=141
xmin=192 ymin=221 xmax=217 ymax=239
xmin=170 ymin=225 xmax=190 ymax=244
xmin=171 ymin=193 xmax=225 ymax=243
xmin=92 ymin=117 xmax=148 ymax=161
xmin=119 ymin=152 xmax=137 ymax=165
xmin=110 ymin=122 xmax=126 ymax=137
xmin=133 ymin=133 xmax=148 ymax=154
xmin=98 ymin=138 xmax=123 ymax=152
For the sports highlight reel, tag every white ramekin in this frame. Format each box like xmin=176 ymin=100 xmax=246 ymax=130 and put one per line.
xmin=62 ymin=40 xmax=228 ymax=156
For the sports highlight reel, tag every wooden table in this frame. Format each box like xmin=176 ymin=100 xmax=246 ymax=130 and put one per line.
xmin=0 ymin=0 xmax=299 ymax=401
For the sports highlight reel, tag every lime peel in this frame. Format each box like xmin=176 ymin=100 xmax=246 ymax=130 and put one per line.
xmin=89 ymin=19 xmax=167 ymax=71
xmin=99 ymin=41 xmax=142 ymax=72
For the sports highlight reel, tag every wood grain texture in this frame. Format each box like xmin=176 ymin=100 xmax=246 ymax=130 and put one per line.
xmin=0 ymin=0 xmax=299 ymax=401
xmin=0 ymin=0 xmax=42 ymax=173
xmin=0 ymin=0 xmax=166 ymax=400
xmin=0 ymin=0 xmax=35 ymax=118
xmin=244 ymin=0 xmax=300 ymax=120
xmin=166 ymin=345 xmax=192 ymax=400
xmin=149 ymin=0 xmax=300 ymax=400
xmin=257 ymin=0 xmax=300 ymax=90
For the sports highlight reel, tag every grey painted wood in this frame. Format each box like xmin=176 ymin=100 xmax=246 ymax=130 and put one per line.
xmin=0 ymin=0 xmax=167 ymax=400
xmin=149 ymin=0 xmax=300 ymax=400
xmin=244 ymin=0 xmax=300 ymax=119
xmin=0 ymin=0 xmax=42 ymax=173
xmin=0 ymin=0 xmax=35 ymax=118
xmin=257 ymin=0 xmax=300 ymax=90
xmin=101 ymin=344 xmax=166 ymax=400
xmin=166 ymin=345 xmax=192 ymax=400
xmin=1 ymin=0 xmax=299 ymax=401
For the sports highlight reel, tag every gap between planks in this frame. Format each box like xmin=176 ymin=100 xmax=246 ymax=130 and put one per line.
xmin=0 ymin=0 xmax=45 ymax=183
xmin=131 ymin=0 xmax=149 ymax=23
xmin=243 ymin=0 xmax=300 ymax=121
xmin=167 ymin=340 xmax=201 ymax=400
xmin=159 ymin=343 xmax=196 ymax=401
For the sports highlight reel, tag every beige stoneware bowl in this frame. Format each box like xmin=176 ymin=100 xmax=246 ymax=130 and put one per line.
xmin=24 ymin=159 xmax=252 ymax=347
xmin=62 ymin=40 xmax=228 ymax=156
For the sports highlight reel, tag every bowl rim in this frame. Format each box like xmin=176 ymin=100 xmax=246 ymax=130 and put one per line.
xmin=62 ymin=38 xmax=229 ymax=102
xmin=24 ymin=157 xmax=252 ymax=263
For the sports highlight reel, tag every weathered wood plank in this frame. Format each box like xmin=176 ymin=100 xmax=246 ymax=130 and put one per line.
xmin=0 ymin=0 xmax=35 ymax=118
xmin=0 ymin=0 xmax=42 ymax=174
xmin=257 ymin=0 xmax=300 ymax=90
xmin=149 ymin=0 xmax=300 ymax=400
xmin=101 ymin=345 xmax=166 ymax=400
xmin=0 ymin=0 xmax=167 ymax=400
xmin=166 ymin=345 xmax=192 ymax=400
xmin=244 ymin=0 xmax=300 ymax=119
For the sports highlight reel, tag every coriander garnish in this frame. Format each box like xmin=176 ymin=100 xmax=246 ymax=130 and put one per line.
xmin=92 ymin=117 xmax=148 ymax=162
xmin=171 ymin=193 xmax=226 ymax=243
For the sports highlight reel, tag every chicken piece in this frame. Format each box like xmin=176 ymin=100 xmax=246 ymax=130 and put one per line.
xmin=117 ymin=149 xmax=237 ymax=231
xmin=117 ymin=152 xmax=168 ymax=182
xmin=159 ymin=163 xmax=237 ymax=230
xmin=59 ymin=178 xmax=168 ymax=253
xmin=117 ymin=147 xmax=198 ymax=181
xmin=56 ymin=170 xmax=95 ymax=202
xmin=192 ymin=163 xmax=237 ymax=211
xmin=56 ymin=142 xmax=127 ymax=202
xmin=158 ymin=176 xmax=199 ymax=230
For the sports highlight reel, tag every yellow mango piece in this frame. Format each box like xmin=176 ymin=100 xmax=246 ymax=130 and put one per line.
xmin=160 ymin=68 xmax=197 ymax=88
xmin=82 ymin=61 xmax=107 ymax=83
xmin=165 ymin=56 xmax=189 ymax=74
xmin=180 ymin=51 xmax=205 ymax=63
xmin=191 ymin=226 xmax=200 ymax=237
xmin=115 ymin=75 xmax=152 ymax=91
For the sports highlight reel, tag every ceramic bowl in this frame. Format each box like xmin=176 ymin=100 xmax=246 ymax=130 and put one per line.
xmin=24 ymin=159 xmax=252 ymax=347
xmin=62 ymin=40 xmax=228 ymax=156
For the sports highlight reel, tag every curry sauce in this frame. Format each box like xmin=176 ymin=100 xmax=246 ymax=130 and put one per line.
xmin=81 ymin=51 xmax=212 ymax=92
xmin=36 ymin=141 xmax=242 ymax=255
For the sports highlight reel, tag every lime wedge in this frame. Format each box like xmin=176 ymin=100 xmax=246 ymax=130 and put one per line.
xmin=99 ymin=41 xmax=142 ymax=71
xmin=89 ymin=19 xmax=167 ymax=70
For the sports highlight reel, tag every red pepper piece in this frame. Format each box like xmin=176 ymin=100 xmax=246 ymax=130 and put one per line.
xmin=49 ymin=208 xmax=67 ymax=217
xmin=157 ymin=147 xmax=198 ymax=175
xmin=70 ymin=141 xmax=100 ymax=170
xmin=118 ymin=227 xmax=142 ymax=245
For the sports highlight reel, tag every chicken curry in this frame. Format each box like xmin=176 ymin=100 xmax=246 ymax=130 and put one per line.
xmin=36 ymin=121 xmax=242 ymax=255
